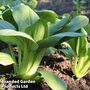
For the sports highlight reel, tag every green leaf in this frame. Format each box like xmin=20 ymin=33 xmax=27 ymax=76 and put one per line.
xmin=2 ymin=9 xmax=18 ymax=29
xmin=38 ymin=32 xmax=85 ymax=48
xmin=62 ymin=15 xmax=89 ymax=32
xmin=27 ymin=0 xmax=38 ymax=9
xmin=69 ymin=29 xmax=90 ymax=78
xmin=36 ymin=10 xmax=57 ymax=23
xmin=76 ymin=36 xmax=88 ymax=56
xmin=74 ymin=29 xmax=89 ymax=74
xmin=49 ymin=16 xmax=70 ymax=35
xmin=84 ymin=24 xmax=90 ymax=35
xmin=44 ymin=47 xmax=57 ymax=56
xmin=69 ymin=28 xmax=88 ymax=56
xmin=25 ymin=20 xmax=48 ymax=42
xmin=12 ymin=3 xmax=39 ymax=31
xmin=88 ymin=47 xmax=90 ymax=56
xmin=0 ymin=20 xmax=16 ymax=30
xmin=0 ymin=52 xmax=14 ymax=66
xmin=0 ymin=11 xmax=3 ymax=19
xmin=60 ymin=42 xmax=75 ymax=60
xmin=38 ymin=70 xmax=67 ymax=90
xmin=0 ymin=29 xmax=38 ymax=50
xmin=68 ymin=38 xmax=77 ymax=55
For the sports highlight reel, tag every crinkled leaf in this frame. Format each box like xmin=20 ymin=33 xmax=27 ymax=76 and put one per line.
xmin=0 ymin=20 xmax=16 ymax=30
xmin=36 ymin=10 xmax=57 ymax=23
xmin=38 ymin=70 xmax=67 ymax=90
xmin=12 ymin=3 xmax=39 ymax=31
xmin=0 ymin=52 xmax=14 ymax=66
xmin=38 ymin=32 xmax=85 ymax=48
xmin=49 ymin=16 xmax=70 ymax=35
xmin=0 ymin=29 xmax=38 ymax=50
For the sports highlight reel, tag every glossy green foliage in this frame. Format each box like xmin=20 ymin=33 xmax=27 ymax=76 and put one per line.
xmin=62 ymin=15 xmax=89 ymax=32
xmin=12 ymin=3 xmax=39 ymax=31
xmin=0 ymin=3 xmax=89 ymax=89
xmin=0 ymin=52 xmax=14 ymax=66
xmin=59 ymin=42 xmax=75 ymax=60
xmin=27 ymin=0 xmax=38 ymax=9
xmin=67 ymin=29 xmax=90 ymax=78
xmin=39 ymin=70 xmax=67 ymax=90
xmin=49 ymin=16 xmax=70 ymax=35
xmin=26 ymin=20 xmax=48 ymax=42
xmin=36 ymin=10 xmax=58 ymax=23
xmin=0 ymin=20 xmax=16 ymax=29
xmin=85 ymin=24 xmax=90 ymax=35
xmin=0 ymin=29 xmax=38 ymax=50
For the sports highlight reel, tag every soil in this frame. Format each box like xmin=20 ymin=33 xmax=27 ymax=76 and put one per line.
xmin=0 ymin=50 xmax=90 ymax=90
xmin=40 ymin=53 xmax=90 ymax=90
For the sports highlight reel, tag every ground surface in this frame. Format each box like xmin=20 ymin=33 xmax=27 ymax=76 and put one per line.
xmin=40 ymin=53 xmax=90 ymax=90
xmin=0 ymin=52 xmax=90 ymax=90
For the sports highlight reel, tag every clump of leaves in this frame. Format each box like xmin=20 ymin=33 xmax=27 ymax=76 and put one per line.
xmin=61 ymin=27 xmax=90 ymax=79
xmin=68 ymin=28 xmax=90 ymax=79
xmin=0 ymin=3 xmax=89 ymax=90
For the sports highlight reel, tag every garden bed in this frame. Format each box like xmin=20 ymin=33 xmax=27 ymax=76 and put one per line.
xmin=0 ymin=50 xmax=90 ymax=90
xmin=40 ymin=53 xmax=90 ymax=90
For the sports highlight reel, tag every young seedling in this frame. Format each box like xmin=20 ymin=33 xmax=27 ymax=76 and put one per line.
xmin=68 ymin=28 xmax=90 ymax=79
xmin=61 ymin=27 xmax=90 ymax=79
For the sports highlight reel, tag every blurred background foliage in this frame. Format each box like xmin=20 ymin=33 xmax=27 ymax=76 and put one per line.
xmin=0 ymin=0 xmax=90 ymax=19
xmin=37 ymin=0 xmax=90 ymax=18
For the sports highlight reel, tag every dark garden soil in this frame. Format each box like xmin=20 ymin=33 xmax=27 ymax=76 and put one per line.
xmin=39 ymin=53 xmax=90 ymax=90
xmin=0 ymin=45 xmax=90 ymax=90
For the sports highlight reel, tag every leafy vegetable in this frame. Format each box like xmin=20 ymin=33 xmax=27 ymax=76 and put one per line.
xmin=36 ymin=10 xmax=58 ymax=23
xmin=39 ymin=70 xmax=67 ymax=90
xmin=0 ymin=20 xmax=16 ymax=29
xmin=12 ymin=3 xmax=39 ymax=31
xmin=0 ymin=3 xmax=89 ymax=89
xmin=84 ymin=24 xmax=90 ymax=35
xmin=65 ymin=28 xmax=90 ymax=79
xmin=0 ymin=52 xmax=14 ymax=66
